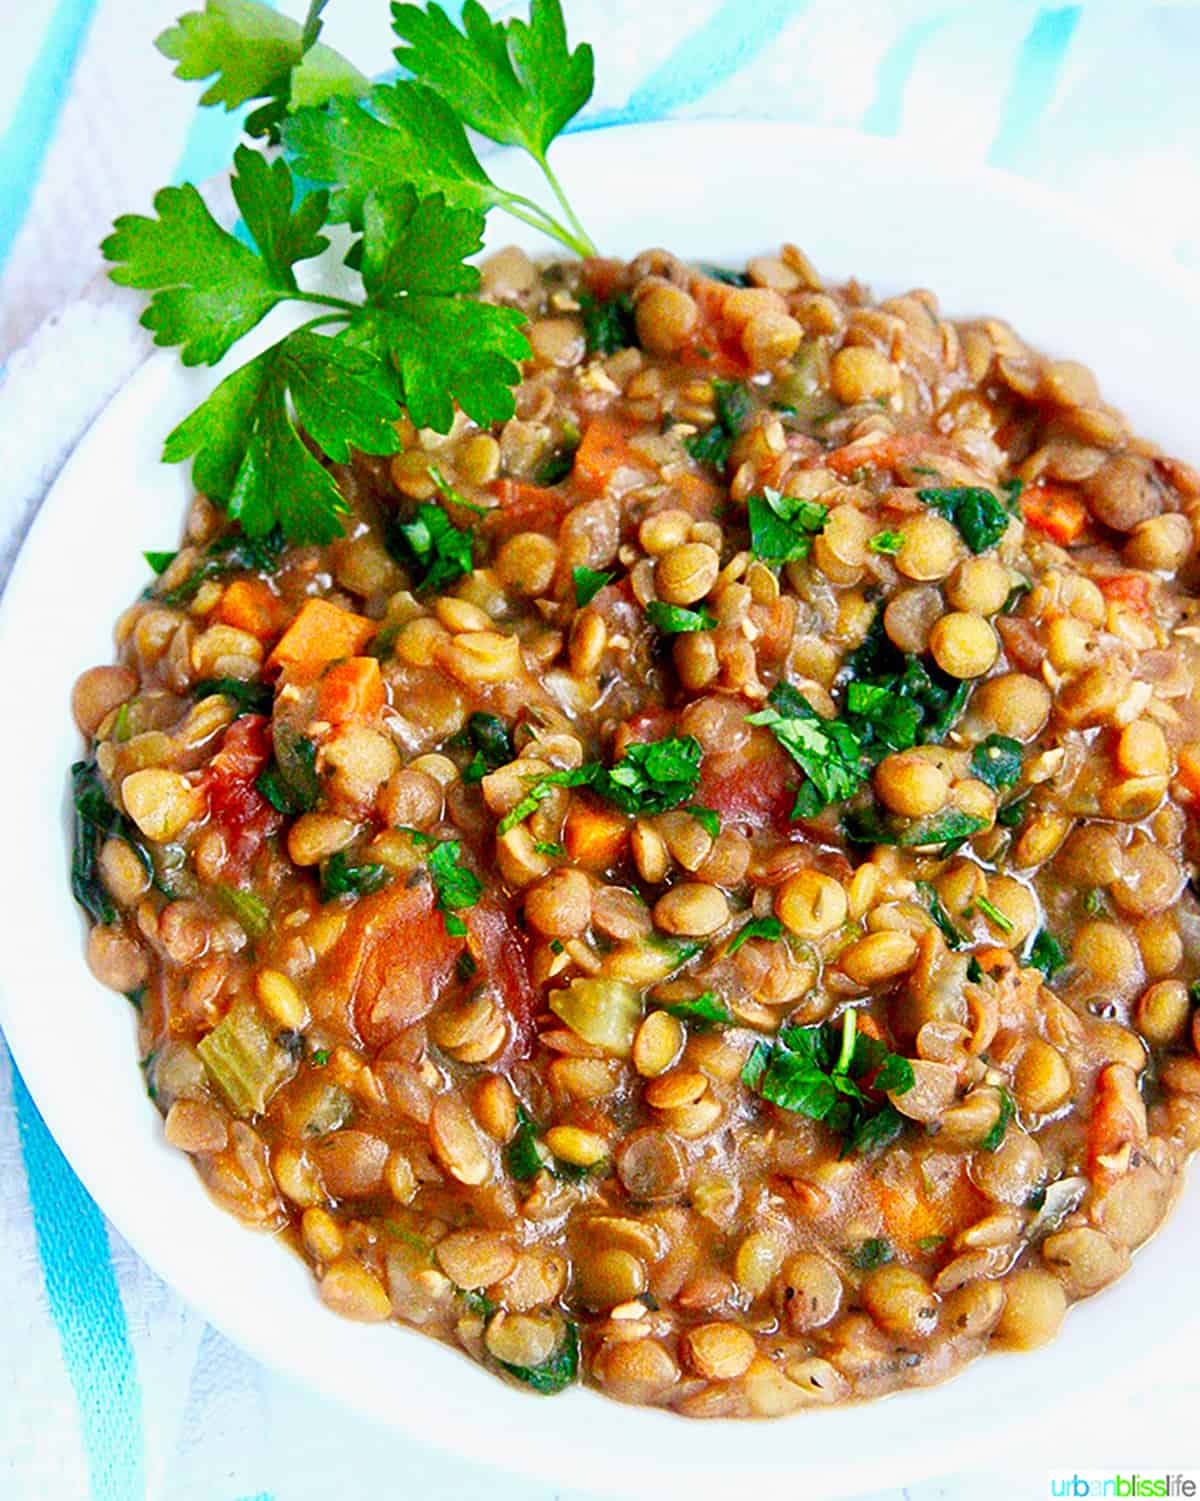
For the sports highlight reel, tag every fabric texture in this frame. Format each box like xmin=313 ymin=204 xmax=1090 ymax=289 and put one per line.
xmin=2 ymin=3 xmax=1200 ymax=1498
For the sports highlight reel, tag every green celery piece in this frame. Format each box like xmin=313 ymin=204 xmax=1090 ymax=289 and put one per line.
xmin=198 ymin=1002 xmax=295 ymax=1115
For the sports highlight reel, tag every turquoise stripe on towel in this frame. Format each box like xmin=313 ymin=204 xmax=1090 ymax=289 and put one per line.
xmin=13 ymin=1065 xmax=143 ymax=1501
xmin=989 ymin=5 xmax=1081 ymax=168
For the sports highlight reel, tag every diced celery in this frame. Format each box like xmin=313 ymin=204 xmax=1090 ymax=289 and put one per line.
xmin=213 ymin=883 xmax=271 ymax=939
xmin=198 ymin=1003 xmax=293 ymax=1115
xmin=300 ymin=1082 xmax=353 ymax=1137
xmin=548 ymin=978 xmax=642 ymax=1058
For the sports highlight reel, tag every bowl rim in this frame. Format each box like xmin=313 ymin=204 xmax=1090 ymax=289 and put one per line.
xmin=3 ymin=117 xmax=1200 ymax=1499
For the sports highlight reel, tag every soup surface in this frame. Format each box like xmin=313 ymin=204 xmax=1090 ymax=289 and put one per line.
xmin=71 ymin=242 xmax=1200 ymax=1416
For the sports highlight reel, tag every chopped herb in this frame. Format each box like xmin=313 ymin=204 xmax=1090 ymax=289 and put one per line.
xmin=868 ymin=530 xmax=904 ymax=555
xmin=70 ymin=760 xmax=152 ymax=925
xmin=461 ymin=711 xmax=515 ymax=784
xmin=917 ymin=881 xmax=965 ymax=949
xmin=385 ymin=501 xmax=474 ymax=592
xmin=974 ymin=894 xmax=1015 ymax=936
xmin=456 ymin=949 xmax=478 ymax=981
xmin=572 ymin=565 xmax=614 ymax=607
xmin=919 ymin=485 xmax=1011 ymax=554
xmin=144 ymin=549 xmax=177 ymax=575
xmin=549 ymin=938 xmax=565 ymax=955
xmin=534 ymin=841 xmax=564 ymax=857
xmin=917 ymin=1235 xmax=947 ymax=1253
xmin=746 ymin=488 xmax=829 ymax=564
xmin=213 ymin=882 xmax=271 ymax=938
xmin=397 ymin=826 xmax=433 ymax=847
xmin=458 ymin=1288 xmax=496 ymax=1320
xmin=844 ymin=680 xmax=922 ymax=755
xmin=501 ymin=735 xmax=703 ymax=830
xmin=661 ymin=992 xmax=732 ymax=1027
xmin=505 ymin=1106 xmax=548 ymax=1181
xmin=970 ymin=734 xmax=1023 ymax=791
xmin=256 ymin=731 xmax=320 ymax=814
xmin=747 ymin=682 xmax=867 ymax=818
xmin=847 ymin=1237 xmax=894 ymax=1271
xmin=727 ymin=915 xmax=783 ymax=954
xmin=428 ymin=839 xmax=482 ymax=936
xmin=841 ymin=613 xmax=971 ymax=750
xmin=193 ymin=676 xmax=273 ymax=717
xmin=842 ymin=804 xmax=986 ymax=853
xmin=310 ymin=1048 xmax=330 ymax=1067
xmin=156 ymin=527 xmax=285 ymax=606
xmin=685 ymin=804 xmax=720 ymax=839
xmin=966 ymin=957 xmax=984 ymax=984
xmin=980 ymin=1087 xmax=1015 ymax=1152
xmin=1083 ymin=888 xmax=1107 ymax=917
xmin=535 ymin=420 xmax=581 ymax=485
xmin=702 ymin=265 xmax=750 ymax=287
xmin=494 ymin=1319 xmax=579 ymax=1395
xmin=125 ymin=986 xmax=146 ymax=1012
xmin=320 ymin=851 xmax=391 ymax=902
xmin=996 ymin=793 xmax=1030 ymax=829
xmin=1028 ymin=929 xmax=1067 ymax=980
xmin=645 ymin=600 xmax=716 ymax=634
xmin=847 ymin=1104 xmax=906 ymax=1156
xmin=579 ymin=291 xmax=636 ymax=354
xmin=683 ymin=378 xmax=751 ymax=469
xmin=1001 ymin=579 xmax=1032 ymax=615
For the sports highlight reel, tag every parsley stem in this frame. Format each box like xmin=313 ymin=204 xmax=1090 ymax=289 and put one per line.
xmin=501 ymin=192 xmax=594 ymax=259
xmin=289 ymin=291 xmax=360 ymax=314
xmin=834 ymin=1008 xmax=857 ymax=1076
xmin=533 ymin=150 xmax=597 ymax=257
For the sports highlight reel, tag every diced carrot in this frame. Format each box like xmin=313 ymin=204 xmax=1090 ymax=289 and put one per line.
xmin=564 ymin=799 xmax=629 ymax=870
xmin=874 ymin=1161 xmax=988 ymax=1252
xmin=1020 ymin=483 xmax=1088 ymax=546
xmin=214 ymin=578 xmax=284 ymax=641
xmin=855 ymin=1012 xmax=885 ymax=1043
xmin=318 ymin=656 xmax=385 ymax=724
xmin=1087 ymin=1063 xmax=1147 ymax=1186
xmin=1176 ymin=742 xmax=1200 ymax=799
xmin=876 ymin=1177 xmax=943 ymax=1247
xmin=266 ymin=598 xmax=375 ymax=678
xmin=486 ymin=479 xmax=569 ymax=536
xmin=572 ymin=415 xmax=639 ymax=496
xmin=682 ymin=276 xmax=750 ymax=378
xmin=1097 ymin=572 xmax=1152 ymax=615
xmin=824 ymin=432 xmax=929 ymax=479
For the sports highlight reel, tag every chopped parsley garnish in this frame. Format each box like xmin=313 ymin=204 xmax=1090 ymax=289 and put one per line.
xmin=919 ymin=485 xmax=1011 ymax=554
xmin=847 ymin=1237 xmax=894 ymax=1271
xmin=494 ymin=1318 xmax=579 ymax=1395
xmin=970 ymin=734 xmax=1023 ymax=791
xmin=974 ymin=894 xmax=1015 ymax=936
xmin=144 ymin=549 xmax=177 ymax=575
xmin=572 ymin=565 xmax=614 ymax=607
xmin=746 ymin=488 xmax=829 ymax=564
xmin=460 ymin=711 xmax=515 ymax=784
xmin=70 ymin=760 xmax=153 ymax=926
xmin=534 ymin=840 xmax=564 ymax=857
xmin=842 ymin=804 xmax=986 ymax=853
xmin=503 ymin=736 xmax=704 ymax=832
xmin=579 ymin=291 xmax=636 ymax=354
xmin=645 ymin=600 xmax=716 ymax=634
xmin=320 ymin=851 xmax=391 ymax=902
xmin=980 ymin=1087 xmax=1015 ymax=1152
xmin=310 ymin=1048 xmax=330 ymax=1067
xmin=535 ymin=420 xmax=581 ymax=484
xmin=661 ymin=992 xmax=732 ymax=1027
xmin=868 ymin=530 xmax=904 ymax=555
xmin=385 ymin=501 xmax=474 ymax=592
xmin=256 ymin=731 xmax=320 ymax=815
xmin=683 ymin=378 xmax=751 ymax=469
xmin=742 ymin=1012 xmax=913 ymax=1154
xmin=156 ymin=527 xmax=285 ymax=606
xmin=1028 ymin=929 xmax=1067 ymax=980
xmin=193 ymin=676 xmax=273 ymax=717
xmin=996 ymin=793 xmax=1030 ymax=829
xmin=727 ymin=915 xmax=783 ymax=954
xmin=1083 ymin=888 xmax=1107 ymax=917
xmin=841 ymin=610 xmax=970 ymax=750
xmin=917 ymin=880 xmax=965 ymax=949
xmin=428 ymin=839 xmax=482 ymax=937
xmin=747 ymin=681 xmax=867 ymax=818
xmin=685 ymin=804 xmax=720 ymax=839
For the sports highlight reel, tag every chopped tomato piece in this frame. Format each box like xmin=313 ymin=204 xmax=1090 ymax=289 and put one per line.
xmin=1021 ymin=484 xmax=1088 ymax=546
xmin=202 ymin=715 xmax=281 ymax=870
xmin=318 ymin=656 xmax=385 ymax=725
xmin=1097 ymin=572 xmax=1152 ymax=615
xmin=266 ymin=598 xmax=375 ymax=678
xmin=214 ymin=578 xmax=284 ymax=642
xmin=486 ymin=479 xmax=569 ymax=536
xmin=464 ymin=901 xmax=538 ymax=1056
xmin=697 ymin=742 xmax=794 ymax=833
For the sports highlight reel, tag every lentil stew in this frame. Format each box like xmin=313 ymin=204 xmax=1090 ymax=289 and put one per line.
xmin=71 ymin=241 xmax=1200 ymax=1417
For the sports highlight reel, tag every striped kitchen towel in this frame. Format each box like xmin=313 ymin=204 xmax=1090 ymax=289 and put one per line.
xmin=3 ymin=4 xmax=1200 ymax=1499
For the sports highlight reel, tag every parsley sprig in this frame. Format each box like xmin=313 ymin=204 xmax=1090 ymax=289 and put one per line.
xmin=107 ymin=0 xmax=596 ymax=546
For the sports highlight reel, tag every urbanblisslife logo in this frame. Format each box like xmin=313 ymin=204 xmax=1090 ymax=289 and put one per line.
xmin=1048 ymin=1475 xmax=1199 ymax=1498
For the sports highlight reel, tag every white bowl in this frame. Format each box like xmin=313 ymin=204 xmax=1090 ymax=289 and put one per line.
xmin=3 ymin=122 xmax=1200 ymax=1500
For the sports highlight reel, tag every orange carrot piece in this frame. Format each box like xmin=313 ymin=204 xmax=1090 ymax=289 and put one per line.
xmin=1020 ymin=484 xmax=1088 ymax=546
xmin=214 ymin=578 xmax=284 ymax=641
xmin=572 ymin=415 xmax=637 ymax=496
xmin=266 ymin=598 xmax=375 ymax=677
xmin=318 ymin=656 xmax=385 ymax=724
xmin=564 ymin=800 xmax=629 ymax=871
xmin=486 ymin=479 xmax=569 ymax=536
